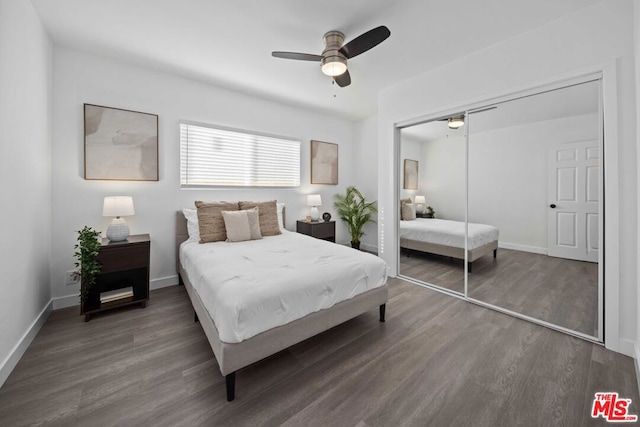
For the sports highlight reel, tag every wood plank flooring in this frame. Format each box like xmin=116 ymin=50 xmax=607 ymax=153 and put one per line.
xmin=0 ymin=280 xmax=636 ymax=426
xmin=400 ymin=248 xmax=598 ymax=336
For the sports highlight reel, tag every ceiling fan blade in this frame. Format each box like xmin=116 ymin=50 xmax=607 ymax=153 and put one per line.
xmin=272 ymin=51 xmax=323 ymax=61
xmin=334 ymin=70 xmax=351 ymax=87
xmin=339 ymin=26 xmax=390 ymax=59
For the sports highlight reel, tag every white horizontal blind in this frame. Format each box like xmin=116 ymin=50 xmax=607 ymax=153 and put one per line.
xmin=180 ymin=123 xmax=300 ymax=187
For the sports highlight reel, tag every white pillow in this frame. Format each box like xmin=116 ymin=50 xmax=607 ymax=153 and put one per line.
xmin=401 ymin=202 xmax=416 ymax=221
xmin=221 ymin=208 xmax=263 ymax=242
xmin=277 ymin=202 xmax=285 ymax=231
xmin=183 ymin=208 xmax=200 ymax=241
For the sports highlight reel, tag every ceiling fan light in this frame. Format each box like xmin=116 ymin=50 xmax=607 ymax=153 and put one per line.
xmin=448 ymin=116 xmax=465 ymax=129
xmin=321 ymin=56 xmax=347 ymax=76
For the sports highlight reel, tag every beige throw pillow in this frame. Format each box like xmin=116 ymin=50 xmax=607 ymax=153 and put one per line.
xmin=401 ymin=202 xmax=416 ymax=221
xmin=239 ymin=200 xmax=281 ymax=236
xmin=221 ymin=208 xmax=262 ymax=242
xmin=195 ymin=201 xmax=239 ymax=243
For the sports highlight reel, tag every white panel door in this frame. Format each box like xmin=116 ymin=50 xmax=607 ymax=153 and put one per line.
xmin=547 ymin=140 xmax=599 ymax=262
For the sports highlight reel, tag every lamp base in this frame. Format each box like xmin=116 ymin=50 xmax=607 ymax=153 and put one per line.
xmin=106 ymin=217 xmax=130 ymax=242
xmin=309 ymin=206 xmax=319 ymax=222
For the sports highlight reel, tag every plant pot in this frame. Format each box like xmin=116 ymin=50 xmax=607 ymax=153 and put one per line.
xmin=351 ymin=241 xmax=361 ymax=250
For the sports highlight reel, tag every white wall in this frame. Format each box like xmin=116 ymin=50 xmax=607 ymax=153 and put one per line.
xmin=353 ymin=115 xmax=379 ymax=252
xmin=418 ymin=135 xmax=466 ymax=222
xmin=0 ymin=0 xmax=52 ymax=385
xmin=51 ymin=47 xmax=356 ymax=305
xmin=418 ymin=113 xmax=598 ymax=251
xmin=378 ymin=1 xmax=637 ymax=355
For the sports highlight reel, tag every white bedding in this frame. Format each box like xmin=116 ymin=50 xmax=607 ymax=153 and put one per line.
xmin=180 ymin=231 xmax=388 ymax=343
xmin=399 ymin=218 xmax=499 ymax=250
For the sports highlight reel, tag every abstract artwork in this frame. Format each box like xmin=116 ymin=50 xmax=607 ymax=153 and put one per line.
xmin=84 ymin=104 xmax=158 ymax=181
xmin=311 ymin=140 xmax=338 ymax=185
xmin=403 ymin=159 xmax=418 ymax=190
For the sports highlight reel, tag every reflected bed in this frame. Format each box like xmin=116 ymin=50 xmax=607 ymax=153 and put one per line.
xmin=400 ymin=218 xmax=499 ymax=271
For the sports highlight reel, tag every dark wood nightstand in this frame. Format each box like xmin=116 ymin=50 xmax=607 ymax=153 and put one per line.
xmin=82 ymin=234 xmax=150 ymax=321
xmin=296 ymin=220 xmax=335 ymax=242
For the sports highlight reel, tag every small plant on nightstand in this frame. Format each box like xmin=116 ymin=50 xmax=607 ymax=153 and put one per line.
xmin=426 ymin=206 xmax=435 ymax=218
xmin=73 ymin=226 xmax=102 ymax=306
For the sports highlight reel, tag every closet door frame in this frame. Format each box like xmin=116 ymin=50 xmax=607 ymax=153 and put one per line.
xmin=394 ymin=61 xmax=620 ymax=351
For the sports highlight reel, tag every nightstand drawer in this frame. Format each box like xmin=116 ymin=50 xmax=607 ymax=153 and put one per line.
xmin=296 ymin=220 xmax=336 ymax=242
xmin=97 ymin=243 xmax=149 ymax=273
xmin=311 ymin=223 xmax=334 ymax=238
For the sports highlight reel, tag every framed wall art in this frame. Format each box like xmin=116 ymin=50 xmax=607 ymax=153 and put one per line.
xmin=403 ymin=159 xmax=419 ymax=190
xmin=310 ymin=140 xmax=338 ymax=185
xmin=84 ymin=104 xmax=159 ymax=181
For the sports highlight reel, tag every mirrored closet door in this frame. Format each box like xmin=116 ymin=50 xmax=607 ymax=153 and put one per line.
xmin=399 ymin=118 xmax=466 ymax=295
xmin=397 ymin=77 xmax=603 ymax=341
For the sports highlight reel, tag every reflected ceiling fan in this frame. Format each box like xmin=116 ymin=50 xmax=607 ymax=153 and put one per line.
xmin=272 ymin=26 xmax=391 ymax=88
xmin=441 ymin=106 xmax=498 ymax=129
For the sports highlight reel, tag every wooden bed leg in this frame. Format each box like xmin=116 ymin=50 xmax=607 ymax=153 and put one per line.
xmin=226 ymin=372 xmax=236 ymax=402
xmin=178 ymin=274 xmax=184 ymax=286
xmin=194 ymin=311 xmax=199 ymax=323
xmin=379 ymin=304 xmax=386 ymax=322
xmin=468 ymin=262 xmax=472 ymax=273
xmin=493 ymin=249 xmax=497 ymax=258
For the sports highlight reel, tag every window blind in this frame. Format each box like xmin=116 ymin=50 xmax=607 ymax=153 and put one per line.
xmin=180 ymin=123 xmax=301 ymax=187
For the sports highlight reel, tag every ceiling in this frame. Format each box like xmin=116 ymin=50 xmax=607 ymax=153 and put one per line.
xmin=30 ymin=0 xmax=599 ymax=121
xmin=402 ymin=79 xmax=600 ymax=143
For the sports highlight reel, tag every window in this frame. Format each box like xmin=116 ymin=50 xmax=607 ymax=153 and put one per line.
xmin=180 ymin=122 xmax=300 ymax=187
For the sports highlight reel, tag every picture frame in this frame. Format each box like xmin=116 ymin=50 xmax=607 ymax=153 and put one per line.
xmin=311 ymin=140 xmax=338 ymax=185
xmin=84 ymin=104 xmax=159 ymax=181
xmin=403 ymin=159 xmax=419 ymax=190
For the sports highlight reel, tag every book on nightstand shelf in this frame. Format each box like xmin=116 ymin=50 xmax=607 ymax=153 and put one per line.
xmin=100 ymin=287 xmax=134 ymax=304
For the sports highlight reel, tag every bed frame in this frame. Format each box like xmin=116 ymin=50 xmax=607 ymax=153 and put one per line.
xmin=400 ymin=237 xmax=498 ymax=272
xmin=176 ymin=211 xmax=388 ymax=401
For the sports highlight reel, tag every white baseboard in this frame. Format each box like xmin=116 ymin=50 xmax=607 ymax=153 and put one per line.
xmin=151 ymin=275 xmax=179 ymax=290
xmin=52 ymin=275 xmax=180 ymax=310
xmin=618 ymin=337 xmax=636 ymax=358
xmin=0 ymin=300 xmax=52 ymax=388
xmin=634 ymin=342 xmax=640 ymax=399
xmin=498 ymin=242 xmax=548 ymax=255
xmin=360 ymin=242 xmax=379 ymax=254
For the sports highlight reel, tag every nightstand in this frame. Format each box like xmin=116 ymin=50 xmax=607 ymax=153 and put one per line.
xmin=296 ymin=220 xmax=335 ymax=242
xmin=81 ymin=234 xmax=150 ymax=321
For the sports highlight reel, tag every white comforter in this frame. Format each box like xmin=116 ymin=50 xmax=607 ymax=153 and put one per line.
xmin=180 ymin=231 xmax=388 ymax=343
xmin=399 ymin=218 xmax=499 ymax=250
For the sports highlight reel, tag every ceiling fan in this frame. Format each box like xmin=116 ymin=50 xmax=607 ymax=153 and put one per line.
xmin=272 ymin=26 xmax=391 ymax=88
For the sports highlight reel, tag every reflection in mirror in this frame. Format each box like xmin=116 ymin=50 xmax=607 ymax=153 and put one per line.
xmin=467 ymin=80 xmax=601 ymax=338
xmin=399 ymin=119 xmax=466 ymax=294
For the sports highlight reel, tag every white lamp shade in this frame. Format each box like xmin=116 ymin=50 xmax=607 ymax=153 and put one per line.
xmin=103 ymin=196 xmax=135 ymax=217
xmin=307 ymin=194 xmax=322 ymax=207
xmin=414 ymin=196 xmax=426 ymax=204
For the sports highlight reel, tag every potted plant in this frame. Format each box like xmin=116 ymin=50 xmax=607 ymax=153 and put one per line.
xmin=425 ymin=206 xmax=435 ymax=218
xmin=333 ymin=186 xmax=377 ymax=250
xmin=73 ymin=226 xmax=102 ymax=311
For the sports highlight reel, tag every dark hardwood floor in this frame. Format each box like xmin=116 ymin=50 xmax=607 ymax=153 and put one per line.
xmin=400 ymin=248 xmax=599 ymax=336
xmin=0 ymin=280 xmax=635 ymax=426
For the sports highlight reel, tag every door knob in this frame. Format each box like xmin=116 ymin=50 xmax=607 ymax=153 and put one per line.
xmin=549 ymin=204 xmax=557 ymax=208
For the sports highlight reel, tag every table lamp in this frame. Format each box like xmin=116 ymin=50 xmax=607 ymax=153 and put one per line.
xmin=103 ymin=196 xmax=135 ymax=241
xmin=414 ymin=195 xmax=426 ymax=214
xmin=307 ymin=194 xmax=322 ymax=222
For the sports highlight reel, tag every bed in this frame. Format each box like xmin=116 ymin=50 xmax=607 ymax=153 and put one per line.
xmin=176 ymin=210 xmax=388 ymax=401
xmin=399 ymin=218 xmax=499 ymax=272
